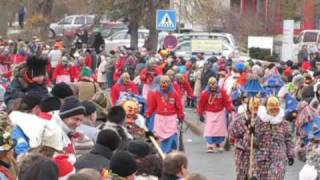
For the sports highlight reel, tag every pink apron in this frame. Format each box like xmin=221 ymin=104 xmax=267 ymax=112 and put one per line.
xmin=142 ymin=84 xmax=151 ymax=99
xmin=204 ymin=110 xmax=227 ymax=137
xmin=56 ymin=75 xmax=71 ymax=83
xmin=154 ymin=114 xmax=178 ymax=141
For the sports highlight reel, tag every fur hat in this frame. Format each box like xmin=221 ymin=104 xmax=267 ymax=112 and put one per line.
xmin=110 ymin=151 xmax=137 ymax=178
xmin=26 ymin=56 xmax=48 ymax=78
xmin=51 ymin=83 xmax=74 ymax=99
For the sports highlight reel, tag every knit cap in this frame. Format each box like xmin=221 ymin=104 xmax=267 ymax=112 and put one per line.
xmin=110 ymin=151 xmax=137 ymax=178
xmin=59 ymin=96 xmax=86 ymax=120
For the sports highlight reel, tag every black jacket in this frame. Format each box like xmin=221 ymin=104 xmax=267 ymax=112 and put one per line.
xmin=160 ymin=174 xmax=180 ymax=180
xmin=74 ymin=144 xmax=113 ymax=172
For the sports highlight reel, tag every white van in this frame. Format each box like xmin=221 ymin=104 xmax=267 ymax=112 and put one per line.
xmin=294 ymin=30 xmax=320 ymax=56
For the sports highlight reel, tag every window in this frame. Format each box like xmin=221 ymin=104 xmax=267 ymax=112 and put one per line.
xmin=61 ymin=17 xmax=73 ymax=25
xmin=112 ymin=32 xmax=127 ymax=40
xmin=86 ymin=16 xmax=94 ymax=24
xmin=176 ymin=42 xmax=191 ymax=52
xmin=74 ymin=16 xmax=85 ymax=25
xmin=304 ymin=32 xmax=318 ymax=42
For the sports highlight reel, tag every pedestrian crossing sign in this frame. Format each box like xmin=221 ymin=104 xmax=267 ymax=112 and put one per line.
xmin=156 ymin=9 xmax=177 ymax=31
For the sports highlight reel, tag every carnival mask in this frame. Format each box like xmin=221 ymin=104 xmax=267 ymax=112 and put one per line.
xmin=266 ymin=96 xmax=280 ymax=116
xmin=248 ymin=97 xmax=260 ymax=114
xmin=160 ymin=76 xmax=171 ymax=91
xmin=208 ymin=77 xmax=218 ymax=92
xmin=122 ymin=73 xmax=130 ymax=85
xmin=123 ymin=100 xmax=139 ymax=121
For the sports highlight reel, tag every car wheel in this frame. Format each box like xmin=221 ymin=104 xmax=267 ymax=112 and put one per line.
xmin=49 ymin=29 xmax=56 ymax=39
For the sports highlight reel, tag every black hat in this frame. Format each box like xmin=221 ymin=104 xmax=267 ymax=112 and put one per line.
xmin=51 ymin=83 xmax=74 ymax=99
xmin=110 ymin=151 xmax=137 ymax=177
xmin=128 ymin=140 xmax=150 ymax=158
xmin=286 ymin=60 xmax=293 ymax=67
xmin=81 ymin=100 xmax=96 ymax=116
xmin=20 ymin=93 xmax=42 ymax=111
xmin=26 ymin=56 xmax=48 ymax=78
xmin=40 ymin=96 xmax=61 ymax=112
xmin=107 ymin=106 xmax=126 ymax=124
xmin=97 ymin=129 xmax=120 ymax=151
xmin=301 ymin=85 xmax=315 ymax=103
xmin=59 ymin=96 xmax=86 ymax=120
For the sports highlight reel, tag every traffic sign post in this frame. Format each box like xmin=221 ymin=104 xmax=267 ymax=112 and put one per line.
xmin=156 ymin=10 xmax=177 ymax=31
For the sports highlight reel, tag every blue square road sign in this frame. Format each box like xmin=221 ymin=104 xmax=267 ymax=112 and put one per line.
xmin=156 ymin=9 xmax=177 ymax=31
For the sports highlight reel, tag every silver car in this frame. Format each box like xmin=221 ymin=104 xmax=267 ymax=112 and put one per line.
xmin=49 ymin=15 xmax=95 ymax=38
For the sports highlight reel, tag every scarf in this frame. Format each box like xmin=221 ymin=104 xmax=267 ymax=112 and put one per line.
xmin=257 ymin=106 xmax=284 ymax=124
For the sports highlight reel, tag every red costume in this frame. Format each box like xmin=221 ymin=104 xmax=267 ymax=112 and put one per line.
xmin=85 ymin=54 xmax=93 ymax=69
xmin=140 ymin=67 xmax=162 ymax=85
xmin=197 ymin=88 xmax=233 ymax=115
xmin=146 ymin=90 xmax=184 ymax=119
xmin=173 ymin=80 xmax=193 ymax=98
xmin=111 ymin=82 xmax=139 ymax=105
xmin=52 ymin=64 xmax=75 ymax=82
xmin=113 ymin=56 xmax=126 ymax=82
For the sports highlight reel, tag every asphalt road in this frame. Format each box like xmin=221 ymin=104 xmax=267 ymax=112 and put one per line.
xmin=183 ymin=108 xmax=303 ymax=180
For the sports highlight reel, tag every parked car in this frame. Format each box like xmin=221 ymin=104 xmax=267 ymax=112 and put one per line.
xmin=104 ymin=29 xmax=149 ymax=51
xmin=49 ymin=15 xmax=95 ymax=38
xmin=173 ymin=40 xmax=239 ymax=60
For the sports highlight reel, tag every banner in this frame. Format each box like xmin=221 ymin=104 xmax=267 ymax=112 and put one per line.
xmin=191 ymin=39 xmax=223 ymax=52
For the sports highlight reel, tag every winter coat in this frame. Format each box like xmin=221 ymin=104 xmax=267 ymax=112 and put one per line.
xmin=140 ymin=68 xmax=162 ymax=85
xmin=74 ymin=144 xmax=112 ymax=172
xmin=97 ymin=57 xmax=107 ymax=83
xmin=52 ymin=64 xmax=74 ymax=83
xmin=193 ymin=69 xmax=202 ymax=97
xmin=146 ymin=89 xmax=184 ymax=119
xmin=229 ymin=112 xmax=250 ymax=151
xmin=255 ymin=107 xmax=294 ymax=162
xmin=76 ymin=123 xmax=99 ymax=142
xmin=197 ymin=88 xmax=233 ymax=115
xmin=98 ymin=121 xmax=133 ymax=150
xmin=4 ymin=63 xmax=48 ymax=106
xmin=75 ymin=79 xmax=99 ymax=101
xmin=111 ymin=82 xmax=139 ymax=105
xmin=173 ymin=80 xmax=193 ymax=98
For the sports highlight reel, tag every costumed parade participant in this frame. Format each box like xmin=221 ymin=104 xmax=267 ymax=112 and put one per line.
xmin=254 ymin=96 xmax=294 ymax=180
xmin=121 ymin=98 xmax=146 ymax=140
xmin=229 ymin=75 xmax=264 ymax=180
xmin=111 ymin=72 xmax=139 ymax=105
xmin=173 ymin=73 xmax=194 ymax=107
xmin=140 ymin=59 xmax=162 ymax=99
xmin=145 ymin=75 xmax=184 ymax=154
xmin=197 ymin=77 xmax=233 ymax=153
xmin=296 ymin=85 xmax=319 ymax=162
xmin=229 ymin=96 xmax=260 ymax=180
